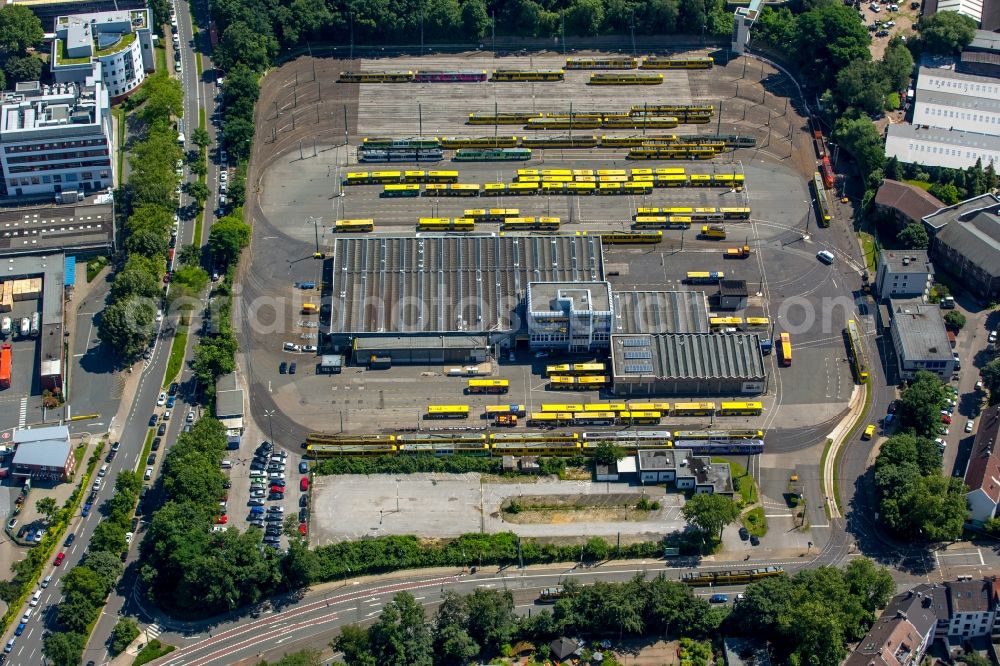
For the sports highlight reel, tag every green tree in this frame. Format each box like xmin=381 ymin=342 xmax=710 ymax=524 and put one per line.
xmin=897 ymin=223 xmax=929 ymax=249
xmin=334 ymin=625 xmax=376 ymax=666
xmin=681 ymin=492 xmax=741 ymax=541
xmin=368 ymin=592 xmax=433 ymax=666
xmin=221 ymin=64 xmax=260 ymax=118
xmin=171 ymin=265 xmax=209 ymax=295
xmin=125 ymin=227 xmax=169 ymax=257
xmin=139 ymin=72 xmax=184 ymax=124
xmin=944 ymin=310 xmax=966 ymax=330
xmin=833 ymin=116 xmax=885 ymax=181
xmin=42 ymin=631 xmax=86 ymax=666
xmin=897 ymin=371 xmax=946 ymax=437
xmin=90 ymin=518 xmax=127 ymax=554
xmin=0 ymin=5 xmax=43 ymax=54
xmin=844 ymin=558 xmax=895 ymax=613
xmin=110 ymin=255 xmax=162 ymax=302
xmin=35 ymin=496 xmax=57 ymax=521
xmin=592 ymin=441 xmax=626 ymax=466
xmin=185 ymin=180 xmax=210 ymax=203
xmin=109 ymin=617 xmax=140 ymax=655
xmin=223 ymin=116 xmax=255 ymax=162
xmin=754 ymin=6 xmax=797 ymax=51
xmin=216 ymin=21 xmax=276 ymax=72
xmin=919 ymin=10 xmax=977 ymax=54
xmin=83 ymin=550 xmax=126 ymax=588
xmin=905 ymin=474 xmax=967 ymax=541
xmin=986 ymin=161 xmax=998 ymax=191
xmin=929 ymin=182 xmax=960 ymax=204
xmin=967 ymin=158 xmax=987 ymax=197
xmin=880 ymin=42 xmax=914 ymax=91
xmin=3 ymin=54 xmax=41 ymax=84
xmin=565 ymin=0 xmax=605 ymax=35
xmin=885 ymin=156 xmax=904 ymax=181
xmin=192 ymin=127 xmax=211 ymax=150
xmin=582 ymin=536 xmax=610 ymax=562
xmin=178 ymin=243 xmax=202 ymax=266
xmin=835 ymin=60 xmax=889 ymax=115
xmin=982 ymin=357 xmax=1000 ymax=393
xmin=964 ymin=651 xmax=993 ymax=666
xmin=98 ymin=298 xmax=156 ymax=361
xmin=461 ymin=0 xmax=490 ymax=39
xmin=208 ymin=215 xmax=251 ymax=266
xmin=795 ymin=3 xmax=872 ymax=90
xmin=57 ymin=592 xmax=99 ymax=632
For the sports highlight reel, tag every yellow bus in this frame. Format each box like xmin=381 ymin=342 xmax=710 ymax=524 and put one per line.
xmin=548 ymin=376 xmax=577 ymax=389
xmin=624 ymin=182 xmax=653 ymax=195
xmin=417 ymin=218 xmax=476 ymax=232
xmin=542 ymin=183 xmax=566 ymax=194
xmin=334 ymin=219 xmax=375 ymax=232
xmin=344 ymin=172 xmax=371 ymax=185
xmin=427 ymin=405 xmax=470 ymax=419
xmin=628 ymin=402 xmax=671 ymax=412
xmin=780 ymin=332 xmax=792 ymax=367
xmin=541 ymin=403 xmax=584 ymax=412
xmin=589 ymin=73 xmax=663 ymax=85
xmin=516 ymin=169 xmax=539 ymax=177
xmin=447 ymin=184 xmax=481 ymax=197
xmin=545 ymin=364 xmax=571 ymax=376
xmin=400 ymin=170 xmax=426 ymax=183
xmin=745 ymin=317 xmax=770 ymax=330
xmin=655 ymin=174 xmax=688 ymax=187
xmin=485 ymin=404 xmax=527 ymax=417
xmin=423 ymin=183 xmax=448 ymax=196
xmin=640 ymin=56 xmax=714 ymax=69
xmin=370 ymin=170 xmax=402 ymax=183
xmin=597 ymin=169 xmax=627 ymax=177
xmin=583 ymin=402 xmax=627 ymax=412
xmin=482 ymin=183 xmax=507 ymax=196
xmin=700 ymin=225 xmax=726 ymax=239
xmin=721 ymin=207 xmax=752 ymax=220
xmin=570 ymin=363 xmax=607 ymax=375
xmin=618 ymin=411 xmax=662 ymax=425
xmin=502 ymin=217 xmax=561 ymax=231
xmin=688 ymin=174 xmax=712 ymax=187
xmin=576 ymin=375 xmax=609 ymax=389
xmin=425 ymin=170 xmax=460 ymax=183
xmin=467 ymin=379 xmax=510 ymax=394
xmin=655 ymin=167 xmax=687 ymax=175
xmin=508 ymin=182 xmax=539 ymax=195
xmin=573 ymin=169 xmax=595 ymax=176
xmin=382 ymin=183 xmax=421 ymax=197
xmin=541 ymin=169 xmax=572 ymax=177
xmin=516 ymin=175 xmax=541 ymax=183
xmin=673 ymin=402 xmax=717 ymax=416
xmin=718 ymin=402 xmax=764 ymax=416
xmin=572 ymin=411 xmax=617 ymax=425
xmin=565 ymin=56 xmax=638 ymax=69
xmin=541 ymin=175 xmax=574 ymax=183
xmin=463 ymin=208 xmax=487 ymax=219
xmin=686 ymin=271 xmax=725 ymax=284
xmin=529 ymin=412 xmax=574 ymax=425
xmin=709 ymin=316 xmax=744 ymax=331
xmin=598 ymin=183 xmax=623 ymax=195
xmin=567 ymin=182 xmax=596 ymax=195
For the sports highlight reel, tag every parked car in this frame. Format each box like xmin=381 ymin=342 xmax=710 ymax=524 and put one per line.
xmin=152 ymin=437 xmax=161 ymax=451
xmin=709 ymin=594 xmax=729 ymax=603
xmin=299 ymin=461 xmax=309 ymax=474
xmin=279 ymin=361 xmax=288 ymax=374
xmin=966 ymin=420 xmax=975 ymax=433
xmin=148 ymin=415 xmax=158 ymax=427
xmin=157 ymin=392 xmax=166 ymax=406
xmin=289 ymin=362 xmax=297 ymax=374
xmin=54 ymin=552 xmax=65 ymax=566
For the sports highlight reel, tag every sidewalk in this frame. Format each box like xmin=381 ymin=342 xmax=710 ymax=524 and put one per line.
xmin=822 ymin=384 xmax=865 ymax=520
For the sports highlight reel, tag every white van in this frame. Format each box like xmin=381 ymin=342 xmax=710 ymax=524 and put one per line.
xmin=92 ymin=478 xmax=102 ymax=491
xmin=816 ymin=250 xmax=835 ymax=264
xmin=18 ymin=317 xmax=29 ymax=337
xmin=21 ymin=609 xmax=31 ymax=623
xmin=221 ymin=460 xmax=233 ymax=469
xmin=98 ymin=464 xmax=109 ymax=477
xmin=1 ymin=317 xmax=11 ymax=337
xmin=30 ymin=590 xmax=41 ymax=606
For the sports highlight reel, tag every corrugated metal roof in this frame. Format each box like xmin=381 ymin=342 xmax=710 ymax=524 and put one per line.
xmin=611 ymin=333 xmax=765 ymax=380
xmin=613 ymin=290 xmax=709 ymax=335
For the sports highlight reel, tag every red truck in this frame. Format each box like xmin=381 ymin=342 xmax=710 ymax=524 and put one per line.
xmin=0 ymin=343 xmax=11 ymax=389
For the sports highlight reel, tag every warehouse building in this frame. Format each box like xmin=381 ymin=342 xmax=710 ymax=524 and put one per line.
xmin=612 ymin=290 xmax=710 ymax=335
xmin=885 ymin=123 xmax=1000 ymax=171
xmin=927 ymin=199 xmax=1000 ymax=299
xmin=526 ymin=281 xmax=613 ymax=353
xmin=0 ymin=202 xmax=114 ymax=256
xmin=889 ymin=299 xmax=956 ymax=380
xmin=959 ymin=29 xmax=1000 ymax=77
xmin=609 ymin=333 xmax=767 ymax=396
xmin=10 ymin=425 xmax=74 ymax=481
xmin=326 ymin=235 xmax=603 ymax=361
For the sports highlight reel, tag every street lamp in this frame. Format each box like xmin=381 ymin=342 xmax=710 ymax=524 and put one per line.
xmin=263 ymin=409 xmax=276 ymax=445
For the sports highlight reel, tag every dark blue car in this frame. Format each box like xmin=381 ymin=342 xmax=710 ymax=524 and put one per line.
xmin=13 ymin=623 xmax=24 ymax=636
xmin=81 ymin=503 xmax=91 ymax=518
xmin=148 ymin=415 xmax=157 ymax=427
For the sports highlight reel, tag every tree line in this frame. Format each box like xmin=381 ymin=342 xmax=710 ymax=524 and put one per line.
xmin=41 ymin=472 xmax=141 ymax=665
xmin=328 ymin=558 xmax=894 ymax=666
xmin=873 ymin=372 xmax=967 ymax=542
xmin=0 ymin=6 xmax=45 ymax=92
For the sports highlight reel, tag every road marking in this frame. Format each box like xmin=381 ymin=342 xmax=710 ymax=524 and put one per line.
xmin=18 ymin=398 xmax=27 ymax=428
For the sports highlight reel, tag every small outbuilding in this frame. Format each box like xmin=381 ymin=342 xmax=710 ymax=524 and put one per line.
xmin=718 ymin=280 xmax=749 ymax=310
xmin=11 ymin=426 xmax=74 ymax=482
xmin=549 ymin=637 xmax=582 ymax=663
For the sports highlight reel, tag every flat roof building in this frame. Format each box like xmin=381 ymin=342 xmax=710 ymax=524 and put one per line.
xmin=875 ymin=250 xmax=934 ymax=300
xmin=352 ymin=335 xmax=488 ymax=366
xmin=11 ymin=0 xmax=147 ymax=31
xmin=326 ymin=235 xmax=603 ymax=351
xmin=885 ymin=122 xmax=1000 ymax=171
xmin=636 ymin=448 xmax=733 ymax=495
xmin=718 ymin=280 xmax=748 ymax=311
xmin=612 ymin=290 xmax=710 ymax=334
xmin=11 ymin=425 xmax=74 ymax=481
xmin=889 ymin=299 xmax=956 ymax=380
xmin=526 ymin=281 xmax=613 ymax=353
xmin=51 ymin=9 xmax=155 ymax=100
xmin=0 ymin=202 xmax=114 ymax=255
xmin=0 ymin=74 xmax=112 ymax=198
xmin=610 ymin=333 xmax=767 ymax=396
xmin=215 ymin=373 xmax=244 ymax=436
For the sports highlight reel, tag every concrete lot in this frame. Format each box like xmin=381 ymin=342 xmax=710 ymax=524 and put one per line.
xmin=310 ymin=473 xmax=686 ymax=545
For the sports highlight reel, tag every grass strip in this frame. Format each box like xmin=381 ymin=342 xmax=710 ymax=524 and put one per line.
xmin=742 ymin=506 xmax=767 ymax=537
xmin=833 ymin=378 xmax=873 ymax=514
xmin=161 ymin=327 xmax=188 ymax=389
xmin=133 ymin=639 xmax=175 ymax=665
xmin=819 ymin=438 xmax=834 ymax=520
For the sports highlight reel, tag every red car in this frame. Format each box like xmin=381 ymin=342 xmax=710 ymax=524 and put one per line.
xmin=216 ymin=515 xmax=228 ymax=525
xmin=300 ymin=477 xmax=309 ymax=492
xmin=298 ymin=523 xmax=308 ymax=536
xmin=941 ymin=414 xmax=952 ymax=424
xmin=54 ymin=552 xmax=65 ymax=566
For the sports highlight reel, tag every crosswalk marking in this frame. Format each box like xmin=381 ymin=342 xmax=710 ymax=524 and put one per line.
xmin=18 ymin=398 xmax=26 ymax=428
xmin=145 ymin=623 xmax=162 ymax=640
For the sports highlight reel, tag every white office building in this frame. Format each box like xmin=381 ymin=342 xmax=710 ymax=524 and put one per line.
xmin=51 ymin=9 xmax=154 ymax=100
xmin=0 ymin=74 xmax=113 ymax=197
xmin=885 ymin=122 xmax=1000 ymax=170
xmin=526 ymin=282 xmax=613 ymax=352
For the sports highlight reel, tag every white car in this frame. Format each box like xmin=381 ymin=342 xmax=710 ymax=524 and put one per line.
xmin=144 ymin=467 xmax=153 ymax=481
xmin=303 ymin=345 xmax=317 ymax=353
xmin=220 ymin=170 xmax=228 ymax=182
xmin=163 ymin=410 xmax=171 ymax=421
xmin=816 ymin=250 xmax=835 ymax=264
xmin=966 ymin=420 xmax=975 ymax=433
xmin=977 ymin=380 xmax=984 ymax=391
xmin=125 ymin=531 xmax=134 ymax=545
xmin=268 ymin=472 xmax=286 ymax=481
xmin=157 ymin=392 xmax=167 ymax=406
xmin=186 ymin=410 xmax=195 ymax=424
xmin=156 ymin=309 xmax=164 ymax=323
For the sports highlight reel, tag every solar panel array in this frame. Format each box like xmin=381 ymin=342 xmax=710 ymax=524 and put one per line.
xmin=623 ymin=350 xmax=652 ymax=359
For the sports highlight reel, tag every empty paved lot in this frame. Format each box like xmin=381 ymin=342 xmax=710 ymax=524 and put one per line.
xmin=310 ymin=473 xmax=686 ymax=545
